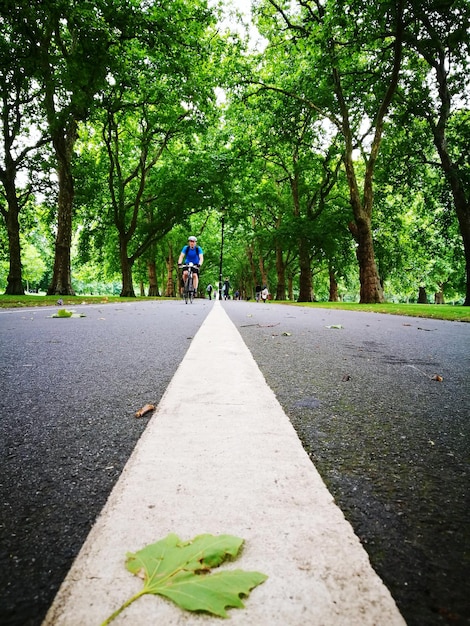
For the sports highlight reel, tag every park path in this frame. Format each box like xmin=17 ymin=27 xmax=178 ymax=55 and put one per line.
xmin=43 ymin=301 xmax=404 ymax=626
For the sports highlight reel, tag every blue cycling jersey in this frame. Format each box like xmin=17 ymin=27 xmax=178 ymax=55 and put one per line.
xmin=181 ymin=245 xmax=203 ymax=265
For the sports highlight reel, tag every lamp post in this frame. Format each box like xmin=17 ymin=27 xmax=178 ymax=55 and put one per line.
xmin=218 ymin=208 xmax=226 ymax=300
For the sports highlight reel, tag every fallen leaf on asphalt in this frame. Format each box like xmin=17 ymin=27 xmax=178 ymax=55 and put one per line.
xmin=240 ymin=322 xmax=280 ymax=328
xmin=135 ymin=403 xmax=155 ymax=418
xmin=282 ymin=332 xmax=291 ymax=336
xmin=437 ymin=607 xmax=460 ymax=621
xmin=342 ymin=374 xmax=351 ymax=381
xmin=325 ymin=324 xmax=343 ymax=329
xmin=431 ymin=374 xmax=443 ymax=382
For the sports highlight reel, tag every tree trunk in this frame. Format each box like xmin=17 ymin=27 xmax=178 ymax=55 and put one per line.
xmin=47 ymin=120 xmax=77 ymax=296
xmin=165 ymin=243 xmax=175 ymax=297
xmin=329 ymin=267 xmax=339 ymax=302
xmin=343 ymin=198 xmax=384 ymax=304
xmin=448 ymin=182 xmax=470 ymax=306
xmin=297 ymin=238 xmax=313 ymax=302
xmin=258 ymin=253 xmax=268 ymax=289
xmin=119 ymin=239 xmax=136 ymax=297
xmin=3 ymin=174 xmax=24 ymax=295
xmin=345 ymin=158 xmax=384 ymax=303
xmin=247 ymin=243 xmax=257 ymax=299
xmin=418 ymin=286 xmax=427 ymax=303
xmin=275 ymin=244 xmax=286 ymax=300
xmin=288 ymin=274 xmax=294 ymax=300
xmin=147 ymin=260 xmax=159 ymax=296
xmin=351 ymin=216 xmax=384 ymax=304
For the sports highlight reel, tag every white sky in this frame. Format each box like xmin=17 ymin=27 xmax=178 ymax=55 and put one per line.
xmin=231 ymin=0 xmax=252 ymax=15
xmin=213 ymin=0 xmax=267 ymax=51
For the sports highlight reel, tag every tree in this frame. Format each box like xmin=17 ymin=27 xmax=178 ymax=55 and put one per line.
xmin=11 ymin=0 xmax=151 ymax=295
xmin=402 ymin=0 xmax=470 ymax=304
xmin=0 ymin=5 xmax=49 ymax=294
xmin=83 ymin=1 xmax=225 ymax=296
xmin=373 ymin=114 xmax=466 ymax=303
xmin=250 ymin=0 xmax=407 ymax=302
xmin=223 ymin=18 xmax=353 ymax=301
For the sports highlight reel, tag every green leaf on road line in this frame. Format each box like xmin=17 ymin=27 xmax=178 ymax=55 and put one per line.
xmin=49 ymin=309 xmax=86 ymax=318
xmin=102 ymin=533 xmax=267 ymax=624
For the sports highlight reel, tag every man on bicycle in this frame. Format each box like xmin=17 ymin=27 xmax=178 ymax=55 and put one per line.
xmin=178 ymin=236 xmax=204 ymax=294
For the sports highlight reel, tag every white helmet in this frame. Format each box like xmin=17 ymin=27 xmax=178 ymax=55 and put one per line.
xmin=188 ymin=236 xmax=197 ymax=242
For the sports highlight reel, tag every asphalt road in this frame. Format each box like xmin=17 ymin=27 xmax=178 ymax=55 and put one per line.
xmin=0 ymin=300 xmax=211 ymax=626
xmin=1 ymin=299 xmax=469 ymax=626
xmin=223 ymin=300 xmax=470 ymax=626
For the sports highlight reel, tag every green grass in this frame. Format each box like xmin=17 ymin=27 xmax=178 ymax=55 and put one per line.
xmin=0 ymin=294 xmax=161 ymax=308
xmin=276 ymin=300 xmax=470 ymax=322
xmin=1 ymin=294 xmax=469 ymax=322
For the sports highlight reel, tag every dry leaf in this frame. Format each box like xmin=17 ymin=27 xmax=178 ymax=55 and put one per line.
xmin=135 ymin=403 xmax=155 ymax=418
xmin=431 ymin=374 xmax=443 ymax=382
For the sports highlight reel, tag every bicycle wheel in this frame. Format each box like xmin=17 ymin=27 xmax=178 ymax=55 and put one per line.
xmin=188 ymin=276 xmax=194 ymax=303
xmin=183 ymin=277 xmax=190 ymax=303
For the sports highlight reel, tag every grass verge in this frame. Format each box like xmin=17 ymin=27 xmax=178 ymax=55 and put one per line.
xmin=277 ymin=300 xmax=470 ymax=322
xmin=0 ymin=294 xmax=159 ymax=308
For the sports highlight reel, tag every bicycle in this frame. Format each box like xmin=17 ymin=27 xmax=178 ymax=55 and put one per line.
xmin=180 ymin=263 xmax=198 ymax=304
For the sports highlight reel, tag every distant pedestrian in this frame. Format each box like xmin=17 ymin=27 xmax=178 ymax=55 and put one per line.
xmin=261 ymin=286 xmax=269 ymax=302
xmin=234 ymin=290 xmax=240 ymax=300
xmin=223 ymin=278 xmax=231 ymax=300
xmin=206 ymin=284 xmax=213 ymax=300
xmin=255 ymin=284 xmax=261 ymax=302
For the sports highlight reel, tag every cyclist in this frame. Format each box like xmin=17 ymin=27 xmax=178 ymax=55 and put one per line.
xmin=178 ymin=236 xmax=204 ymax=295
